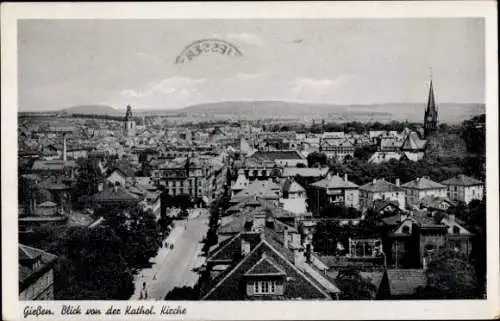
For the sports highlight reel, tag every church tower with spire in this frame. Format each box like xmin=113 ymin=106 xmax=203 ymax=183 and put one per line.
xmin=124 ymin=105 xmax=136 ymax=137
xmin=424 ymin=77 xmax=439 ymax=138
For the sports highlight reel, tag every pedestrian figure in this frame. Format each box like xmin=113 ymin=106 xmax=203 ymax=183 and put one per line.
xmin=153 ymin=273 xmax=157 ymax=280
xmin=139 ymin=282 xmax=148 ymax=300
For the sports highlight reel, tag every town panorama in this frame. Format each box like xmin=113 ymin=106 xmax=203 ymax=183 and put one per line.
xmin=16 ymin=19 xmax=486 ymax=301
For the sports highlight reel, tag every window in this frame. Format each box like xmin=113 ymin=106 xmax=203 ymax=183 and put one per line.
xmin=252 ymin=280 xmax=279 ymax=294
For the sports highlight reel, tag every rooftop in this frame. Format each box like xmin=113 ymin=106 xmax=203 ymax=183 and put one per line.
xmin=402 ymin=177 xmax=445 ymax=190
xmin=311 ymin=174 xmax=358 ymax=190
xmin=360 ymin=178 xmax=402 ymax=193
xmin=441 ymin=174 xmax=483 ymax=186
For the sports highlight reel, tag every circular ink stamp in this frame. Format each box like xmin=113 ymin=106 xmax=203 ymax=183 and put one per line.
xmin=175 ymin=38 xmax=243 ymax=64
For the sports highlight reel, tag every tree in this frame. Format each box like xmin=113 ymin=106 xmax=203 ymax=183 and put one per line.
xmin=353 ymin=145 xmax=378 ymax=162
xmin=425 ymin=248 xmax=477 ymax=299
xmin=307 ymin=151 xmax=328 ymax=167
xmin=335 ymin=268 xmax=377 ymax=300
xmin=96 ymin=204 xmax=162 ymax=268
xmin=52 ymin=226 xmax=135 ymax=300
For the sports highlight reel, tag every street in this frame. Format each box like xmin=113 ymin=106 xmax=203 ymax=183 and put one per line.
xmin=130 ymin=208 xmax=210 ymax=300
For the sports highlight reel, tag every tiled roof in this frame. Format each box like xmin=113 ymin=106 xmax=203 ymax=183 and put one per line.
xmin=419 ymin=195 xmax=455 ymax=209
xmin=368 ymin=152 xmax=402 ymax=164
xmin=311 ymin=174 xmax=358 ymax=189
xmin=203 ymin=236 xmax=333 ymax=300
xmin=402 ymin=151 xmax=424 ymax=162
xmin=231 ymin=174 xmax=249 ymax=191
xmin=281 ymin=179 xmax=305 ymax=194
xmin=32 ymin=160 xmax=77 ymax=171
xmin=19 ymin=244 xmax=57 ymax=286
xmin=37 ymin=176 xmax=72 ymax=190
xmin=372 ymin=199 xmax=400 ymax=212
xmin=232 ymin=180 xmax=281 ymax=201
xmin=360 ymin=179 xmax=402 ymax=193
xmin=401 ymin=132 xmax=426 ymax=150
xmin=386 ymin=269 xmax=427 ymax=296
xmin=320 ymin=138 xmax=355 ymax=148
xmin=244 ymin=255 xmax=287 ymax=276
xmin=282 ymin=167 xmax=329 ymax=178
xmin=402 ymin=177 xmax=445 ymax=190
xmin=250 ymin=150 xmax=305 ymax=161
xmin=441 ymin=174 xmax=483 ymax=186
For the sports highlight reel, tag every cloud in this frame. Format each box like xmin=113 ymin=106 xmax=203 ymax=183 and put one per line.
xmin=121 ymin=76 xmax=205 ymax=99
xmin=288 ymin=75 xmax=353 ymax=97
xmin=233 ymin=71 xmax=270 ymax=80
xmin=225 ymin=33 xmax=266 ymax=47
xmin=118 ymin=76 xmax=206 ymax=108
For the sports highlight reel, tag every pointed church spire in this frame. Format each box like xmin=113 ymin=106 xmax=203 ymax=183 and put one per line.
xmin=424 ymin=71 xmax=438 ymax=138
xmin=426 ymin=78 xmax=436 ymax=112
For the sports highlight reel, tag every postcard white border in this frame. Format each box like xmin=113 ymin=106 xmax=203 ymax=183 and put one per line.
xmin=2 ymin=2 xmax=498 ymax=320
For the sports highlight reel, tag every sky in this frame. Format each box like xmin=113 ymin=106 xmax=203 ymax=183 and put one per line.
xmin=18 ymin=18 xmax=485 ymax=111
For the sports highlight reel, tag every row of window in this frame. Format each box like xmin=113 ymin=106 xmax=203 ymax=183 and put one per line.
xmin=251 ymin=280 xmax=282 ymax=294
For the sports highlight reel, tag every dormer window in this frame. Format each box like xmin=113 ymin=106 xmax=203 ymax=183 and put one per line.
xmin=453 ymin=226 xmax=460 ymax=234
xmin=402 ymin=226 xmax=410 ymax=234
xmin=250 ymin=280 xmax=281 ymax=295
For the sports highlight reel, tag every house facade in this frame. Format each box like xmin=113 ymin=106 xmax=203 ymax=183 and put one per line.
xmin=359 ymin=178 xmax=405 ymax=210
xmin=401 ymin=177 xmax=447 ymax=208
xmin=440 ymin=174 xmax=484 ymax=204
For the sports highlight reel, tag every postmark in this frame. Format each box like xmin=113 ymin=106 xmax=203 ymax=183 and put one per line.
xmin=175 ymin=38 xmax=243 ymax=64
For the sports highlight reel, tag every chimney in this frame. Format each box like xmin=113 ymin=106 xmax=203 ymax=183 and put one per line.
xmin=327 ymin=172 xmax=332 ymax=179
xmin=241 ymin=238 xmax=251 ymax=256
xmin=63 ymin=133 xmax=67 ymax=161
xmin=290 ymin=231 xmax=301 ymax=249
xmin=293 ymin=248 xmax=306 ymax=268
xmin=253 ymin=214 xmax=266 ymax=232
xmin=98 ymin=182 xmax=104 ymax=192
xmin=396 ymin=178 xmax=400 ymax=186
xmin=373 ymin=178 xmax=377 ymax=184
xmin=344 ymin=173 xmax=348 ymax=182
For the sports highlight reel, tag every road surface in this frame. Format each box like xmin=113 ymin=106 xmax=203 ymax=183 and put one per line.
xmin=131 ymin=208 xmax=209 ymax=300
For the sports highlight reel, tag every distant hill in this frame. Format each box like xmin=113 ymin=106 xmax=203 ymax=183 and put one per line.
xmin=60 ymin=105 xmax=123 ymax=117
xmin=178 ymin=101 xmax=485 ymax=124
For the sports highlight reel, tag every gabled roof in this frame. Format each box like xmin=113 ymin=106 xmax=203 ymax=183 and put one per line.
xmin=111 ymin=164 xmax=136 ymax=178
xmin=203 ymin=235 xmax=335 ymax=300
xmin=419 ymin=195 xmax=455 ymax=210
xmin=401 ymin=132 xmax=426 ymax=150
xmin=311 ymin=174 xmax=358 ymax=189
xmin=440 ymin=174 xmax=483 ymax=186
xmin=372 ymin=199 xmax=400 ymax=212
xmin=231 ymin=174 xmax=249 ymax=191
xmin=402 ymin=177 xmax=445 ymax=190
xmin=91 ymin=186 xmax=140 ymax=203
xmin=282 ymin=179 xmax=305 ymax=194
xmin=360 ymin=178 xmax=402 ymax=193
xmin=244 ymin=255 xmax=287 ymax=276
xmin=368 ymin=151 xmax=403 ymax=164
xmin=19 ymin=244 xmax=57 ymax=289
xmin=386 ymin=269 xmax=427 ymax=296
xmin=232 ymin=180 xmax=281 ymax=202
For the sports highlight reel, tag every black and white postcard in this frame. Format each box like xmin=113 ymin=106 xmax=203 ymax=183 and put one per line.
xmin=1 ymin=2 xmax=498 ymax=320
